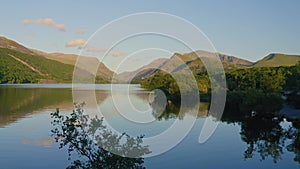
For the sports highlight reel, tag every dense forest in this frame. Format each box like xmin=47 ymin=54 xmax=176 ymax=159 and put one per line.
xmin=0 ymin=48 xmax=108 ymax=84
xmin=140 ymin=62 xmax=300 ymax=113
xmin=0 ymin=49 xmax=41 ymax=83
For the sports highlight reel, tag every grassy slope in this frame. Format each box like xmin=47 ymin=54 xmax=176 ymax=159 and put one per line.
xmin=0 ymin=48 xmax=108 ymax=83
xmin=32 ymin=50 xmax=114 ymax=81
xmin=254 ymin=53 xmax=300 ymax=67
xmin=0 ymin=49 xmax=41 ymax=83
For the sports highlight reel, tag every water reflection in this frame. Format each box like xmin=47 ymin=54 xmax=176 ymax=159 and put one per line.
xmin=285 ymin=120 xmax=300 ymax=163
xmin=0 ymin=87 xmax=108 ymax=127
xmin=149 ymin=91 xmax=209 ymax=120
xmin=150 ymin=92 xmax=300 ymax=164
xmin=241 ymin=115 xmax=285 ymax=163
xmin=51 ymin=103 xmax=150 ymax=169
xmin=221 ymin=107 xmax=300 ymax=164
xmin=0 ymin=88 xmax=71 ymax=127
xmin=151 ymin=101 xmax=209 ymax=120
xmin=1 ymin=85 xmax=300 ymax=168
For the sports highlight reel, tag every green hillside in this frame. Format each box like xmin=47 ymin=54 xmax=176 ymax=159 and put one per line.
xmin=254 ymin=53 xmax=300 ymax=67
xmin=0 ymin=47 xmax=108 ymax=83
xmin=0 ymin=48 xmax=41 ymax=83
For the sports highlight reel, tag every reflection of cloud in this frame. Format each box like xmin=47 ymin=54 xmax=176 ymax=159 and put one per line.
xmin=112 ymin=52 xmax=127 ymax=57
xmin=74 ymin=29 xmax=87 ymax=34
xmin=65 ymin=39 xmax=86 ymax=47
xmin=22 ymin=138 xmax=54 ymax=147
xmin=22 ymin=18 xmax=66 ymax=31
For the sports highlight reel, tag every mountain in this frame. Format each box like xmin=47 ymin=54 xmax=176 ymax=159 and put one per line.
xmin=116 ymin=50 xmax=253 ymax=82
xmin=31 ymin=50 xmax=114 ymax=81
xmin=166 ymin=50 xmax=253 ymax=72
xmin=253 ymin=53 xmax=300 ymax=67
xmin=0 ymin=36 xmax=35 ymax=55
xmin=0 ymin=47 xmax=85 ymax=83
xmin=0 ymin=36 xmax=114 ymax=83
xmin=114 ymin=58 xmax=168 ymax=82
xmin=117 ymin=51 xmax=300 ymax=82
xmin=2 ymin=36 xmax=300 ymax=84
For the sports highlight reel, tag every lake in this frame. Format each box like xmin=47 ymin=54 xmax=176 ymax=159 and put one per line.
xmin=0 ymin=84 xmax=299 ymax=169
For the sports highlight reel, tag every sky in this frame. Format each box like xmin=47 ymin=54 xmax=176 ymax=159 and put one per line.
xmin=1 ymin=0 xmax=300 ymax=72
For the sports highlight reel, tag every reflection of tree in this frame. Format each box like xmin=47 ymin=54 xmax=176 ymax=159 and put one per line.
xmin=240 ymin=115 xmax=285 ymax=163
xmin=151 ymin=101 xmax=182 ymax=120
xmin=150 ymin=99 xmax=208 ymax=121
xmin=221 ymin=106 xmax=300 ymax=164
xmin=286 ymin=120 xmax=300 ymax=163
xmin=51 ymin=103 xmax=150 ymax=169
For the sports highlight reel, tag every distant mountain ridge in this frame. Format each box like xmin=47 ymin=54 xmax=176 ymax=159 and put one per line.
xmin=1 ymin=36 xmax=300 ymax=83
xmin=116 ymin=50 xmax=300 ymax=82
xmin=114 ymin=58 xmax=168 ymax=82
xmin=116 ymin=50 xmax=254 ymax=82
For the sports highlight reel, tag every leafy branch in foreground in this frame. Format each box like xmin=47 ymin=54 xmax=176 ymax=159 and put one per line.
xmin=50 ymin=103 xmax=151 ymax=169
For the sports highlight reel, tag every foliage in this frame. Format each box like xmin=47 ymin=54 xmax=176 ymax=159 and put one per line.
xmin=222 ymin=106 xmax=300 ymax=164
xmin=0 ymin=48 xmax=40 ymax=83
xmin=50 ymin=103 xmax=150 ymax=169
xmin=140 ymin=63 xmax=300 ymax=114
xmin=225 ymin=89 xmax=283 ymax=115
xmin=285 ymin=62 xmax=300 ymax=91
xmin=0 ymin=48 xmax=108 ymax=84
xmin=6 ymin=48 xmax=75 ymax=83
xmin=286 ymin=120 xmax=300 ymax=163
xmin=226 ymin=67 xmax=287 ymax=93
xmin=241 ymin=115 xmax=285 ymax=163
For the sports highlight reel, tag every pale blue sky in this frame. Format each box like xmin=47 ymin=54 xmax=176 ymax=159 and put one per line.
xmin=1 ymin=0 xmax=300 ymax=68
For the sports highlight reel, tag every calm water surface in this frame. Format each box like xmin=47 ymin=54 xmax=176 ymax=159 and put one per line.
xmin=0 ymin=84 xmax=299 ymax=169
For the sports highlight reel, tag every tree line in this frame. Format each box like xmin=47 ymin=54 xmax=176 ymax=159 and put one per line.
xmin=140 ymin=62 xmax=300 ymax=114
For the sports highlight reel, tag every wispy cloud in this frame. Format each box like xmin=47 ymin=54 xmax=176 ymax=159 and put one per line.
xmin=65 ymin=39 xmax=86 ymax=47
xmin=112 ymin=51 xmax=127 ymax=57
xmin=74 ymin=29 xmax=87 ymax=34
xmin=22 ymin=18 xmax=66 ymax=31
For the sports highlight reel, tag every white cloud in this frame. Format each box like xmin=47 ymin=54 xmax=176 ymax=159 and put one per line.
xmin=22 ymin=18 xmax=66 ymax=31
xmin=65 ymin=39 xmax=86 ymax=47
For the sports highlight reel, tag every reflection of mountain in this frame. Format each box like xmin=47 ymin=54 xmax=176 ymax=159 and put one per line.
xmin=0 ymin=87 xmax=108 ymax=127
xmin=0 ymin=88 xmax=71 ymax=127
